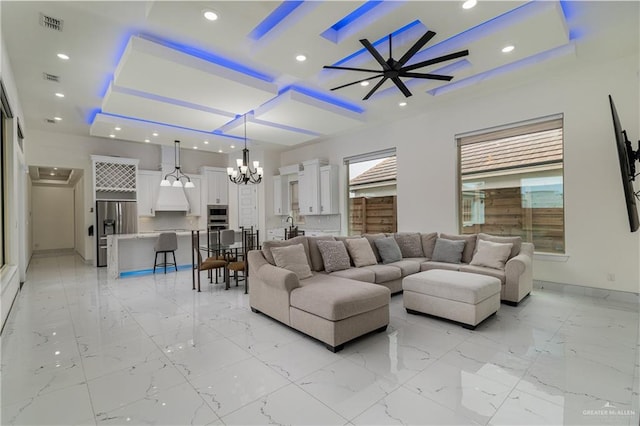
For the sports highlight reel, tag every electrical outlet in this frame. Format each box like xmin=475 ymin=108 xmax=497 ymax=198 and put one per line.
xmin=607 ymin=273 xmax=616 ymax=282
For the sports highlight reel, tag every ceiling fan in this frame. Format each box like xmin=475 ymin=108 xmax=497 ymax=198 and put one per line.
xmin=323 ymin=31 xmax=469 ymax=100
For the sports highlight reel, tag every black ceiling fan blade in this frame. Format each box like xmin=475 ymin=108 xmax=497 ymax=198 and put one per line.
xmin=323 ymin=65 xmax=385 ymax=73
xmin=330 ymin=75 xmax=384 ymax=91
xmin=400 ymin=72 xmax=453 ymax=81
xmin=391 ymin=77 xmax=412 ymax=98
xmin=396 ymin=31 xmax=436 ymax=67
xmin=402 ymin=49 xmax=469 ymax=72
xmin=360 ymin=38 xmax=391 ymax=70
xmin=363 ymin=76 xmax=388 ymax=100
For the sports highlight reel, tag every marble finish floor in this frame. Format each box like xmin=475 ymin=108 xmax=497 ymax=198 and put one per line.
xmin=1 ymin=253 xmax=638 ymax=425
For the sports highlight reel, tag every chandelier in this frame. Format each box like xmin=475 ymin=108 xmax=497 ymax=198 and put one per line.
xmin=160 ymin=140 xmax=195 ymax=188
xmin=227 ymin=115 xmax=263 ymax=185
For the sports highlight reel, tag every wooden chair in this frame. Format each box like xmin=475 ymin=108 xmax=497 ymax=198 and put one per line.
xmin=191 ymin=231 xmax=227 ymax=292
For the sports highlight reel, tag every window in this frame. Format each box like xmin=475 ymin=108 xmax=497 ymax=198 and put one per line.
xmin=458 ymin=116 xmax=564 ymax=253
xmin=289 ymin=180 xmax=304 ymax=226
xmin=345 ymin=148 xmax=397 ymax=235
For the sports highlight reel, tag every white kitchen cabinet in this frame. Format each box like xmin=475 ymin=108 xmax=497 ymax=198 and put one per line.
xmin=183 ymin=175 xmax=201 ymax=216
xmin=137 ymin=170 xmax=161 ymax=216
xmin=320 ymin=165 xmax=339 ymax=215
xmin=200 ymin=167 xmax=229 ymax=205
xmin=273 ymin=175 xmax=289 ymax=215
xmin=298 ymin=159 xmax=328 ymax=215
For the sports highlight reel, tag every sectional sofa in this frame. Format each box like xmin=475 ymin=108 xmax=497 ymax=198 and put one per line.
xmin=248 ymin=232 xmax=533 ymax=351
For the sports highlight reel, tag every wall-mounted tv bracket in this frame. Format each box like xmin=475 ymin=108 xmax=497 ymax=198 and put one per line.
xmin=623 ymin=130 xmax=640 ymax=199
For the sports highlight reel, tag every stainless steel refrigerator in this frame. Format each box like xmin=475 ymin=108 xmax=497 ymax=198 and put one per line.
xmin=96 ymin=200 xmax=138 ymax=267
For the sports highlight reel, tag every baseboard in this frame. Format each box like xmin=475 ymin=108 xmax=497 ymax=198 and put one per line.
xmin=533 ymin=280 xmax=640 ymax=304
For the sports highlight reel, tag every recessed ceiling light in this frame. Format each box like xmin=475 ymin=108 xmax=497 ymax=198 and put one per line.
xmin=152 ymin=132 xmax=158 ymax=137
xmin=109 ymin=134 xmax=115 ymax=138
xmin=114 ymin=127 xmax=121 ymax=131
xmin=230 ymin=145 xmax=235 ymax=149
xmin=462 ymin=0 xmax=477 ymax=10
xmin=295 ymin=54 xmax=307 ymax=62
xmin=360 ymin=81 xmax=370 ymax=87
xmin=144 ymin=139 xmax=150 ymax=143
xmin=203 ymin=140 xmax=209 ymax=144
xmin=53 ymin=117 xmax=62 ymax=121
xmin=193 ymin=146 xmax=198 ymax=150
xmin=203 ymin=10 xmax=218 ymax=21
xmin=54 ymin=167 xmax=58 ymax=170
xmin=57 ymin=53 xmax=70 ymax=60
xmin=399 ymin=101 xmax=407 ymax=107
xmin=502 ymin=45 xmax=515 ymax=53
xmin=50 ymin=172 xmax=55 ymax=176
xmin=218 ymin=149 xmax=223 ymax=153
xmin=55 ymin=93 xmax=65 ymax=98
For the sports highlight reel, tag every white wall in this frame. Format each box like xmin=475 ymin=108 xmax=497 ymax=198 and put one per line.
xmin=32 ymin=186 xmax=74 ymax=251
xmin=278 ymin=53 xmax=640 ymax=294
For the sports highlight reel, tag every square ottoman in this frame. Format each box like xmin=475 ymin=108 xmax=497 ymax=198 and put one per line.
xmin=403 ymin=270 xmax=500 ymax=329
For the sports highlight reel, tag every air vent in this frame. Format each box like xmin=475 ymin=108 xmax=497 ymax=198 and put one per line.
xmin=43 ymin=73 xmax=60 ymax=83
xmin=39 ymin=13 xmax=64 ymax=31
xmin=45 ymin=119 xmax=56 ymax=124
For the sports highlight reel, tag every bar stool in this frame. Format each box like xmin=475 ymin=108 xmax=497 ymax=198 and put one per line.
xmin=154 ymin=232 xmax=178 ymax=274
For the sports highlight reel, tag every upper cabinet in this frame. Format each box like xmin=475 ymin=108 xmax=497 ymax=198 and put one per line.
xmin=320 ymin=165 xmax=339 ymax=215
xmin=137 ymin=170 xmax=161 ymax=216
xmin=200 ymin=167 xmax=229 ymax=205
xmin=298 ymin=159 xmax=327 ymax=215
xmin=273 ymin=175 xmax=289 ymax=216
xmin=183 ymin=175 xmax=201 ymax=216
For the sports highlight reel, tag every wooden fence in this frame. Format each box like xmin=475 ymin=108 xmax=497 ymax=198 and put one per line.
xmin=462 ymin=187 xmax=564 ymax=253
xmin=349 ymin=196 xmax=397 ymax=235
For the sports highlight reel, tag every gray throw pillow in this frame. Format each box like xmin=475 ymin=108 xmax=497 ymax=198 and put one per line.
xmin=394 ymin=232 xmax=424 ymax=258
xmin=470 ymin=239 xmax=513 ymax=270
xmin=431 ymin=238 xmax=466 ymax=264
xmin=440 ymin=233 xmax=476 ymax=264
xmin=363 ymin=233 xmax=386 ymax=262
xmin=271 ymin=244 xmax=313 ymax=279
xmin=307 ymin=235 xmax=336 ymax=271
xmin=316 ymin=240 xmax=351 ymax=272
xmin=374 ymin=237 xmax=403 ymax=264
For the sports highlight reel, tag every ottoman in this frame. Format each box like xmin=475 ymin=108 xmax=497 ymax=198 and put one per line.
xmin=403 ymin=270 xmax=500 ymax=329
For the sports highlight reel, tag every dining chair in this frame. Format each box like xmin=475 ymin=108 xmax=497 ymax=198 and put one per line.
xmin=191 ymin=230 xmax=228 ymax=292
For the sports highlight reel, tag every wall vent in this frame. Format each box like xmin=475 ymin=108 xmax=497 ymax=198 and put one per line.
xmin=43 ymin=73 xmax=60 ymax=82
xmin=39 ymin=13 xmax=64 ymax=31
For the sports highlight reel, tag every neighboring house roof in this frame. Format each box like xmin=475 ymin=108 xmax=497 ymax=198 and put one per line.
xmin=461 ymin=128 xmax=563 ymax=175
xmin=350 ymin=156 xmax=397 ymax=186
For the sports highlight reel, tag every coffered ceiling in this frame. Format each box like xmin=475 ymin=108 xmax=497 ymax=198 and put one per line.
xmin=1 ymin=1 xmax=638 ymax=154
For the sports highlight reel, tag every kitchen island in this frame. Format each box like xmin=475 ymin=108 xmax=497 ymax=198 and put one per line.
xmin=107 ymin=230 xmax=198 ymax=279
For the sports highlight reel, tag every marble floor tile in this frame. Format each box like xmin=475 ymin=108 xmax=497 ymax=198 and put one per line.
xmin=404 ymin=359 xmax=513 ymax=425
xmin=95 ymin=382 xmax=219 ymax=425
xmin=87 ymin=356 xmax=187 ymax=414
xmin=188 ymin=357 xmax=289 ymax=417
xmin=351 ymin=386 xmax=478 ymax=425
xmin=4 ymin=253 xmax=638 ymax=426
xmin=221 ymin=383 xmax=347 ymax=425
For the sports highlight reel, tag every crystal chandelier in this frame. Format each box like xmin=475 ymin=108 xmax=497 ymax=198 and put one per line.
xmin=227 ymin=115 xmax=263 ymax=185
xmin=160 ymin=140 xmax=195 ymax=188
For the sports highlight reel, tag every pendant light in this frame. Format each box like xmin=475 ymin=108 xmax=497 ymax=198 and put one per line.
xmin=227 ymin=115 xmax=263 ymax=185
xmin=160 ymin=140 xmax=195 ymax=188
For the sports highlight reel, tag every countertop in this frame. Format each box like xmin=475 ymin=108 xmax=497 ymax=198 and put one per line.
xmin=111 ymin=230 xmax=204 ymax=240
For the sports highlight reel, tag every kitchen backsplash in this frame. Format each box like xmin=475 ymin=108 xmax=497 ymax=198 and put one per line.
xmin=139 ymin=212 xmax=200 ymax=233
xmin=285 ymin=214 xmax=341 ymax=232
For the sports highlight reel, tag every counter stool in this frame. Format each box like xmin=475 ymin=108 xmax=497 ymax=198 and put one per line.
xmin=154 ymin=232 xmax=178 ymax=274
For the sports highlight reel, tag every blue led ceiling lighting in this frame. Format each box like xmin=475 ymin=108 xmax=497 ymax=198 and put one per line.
xmin=279 ymin=85 xmax=365 ymax=114
xmin=138 ymin=34 xmax=274 ymax=82
xmin=249 ymin=1 xmax=305 ymax=41
xmin=427 ymin=43 xmax=576 ymax=97
xmin=331 ymin=20 xmax=426 ymax=67
xmin=219 ymin=113 xmax=321 ymax=138
xmin=321 ymin=1 xmax=384 ymax=43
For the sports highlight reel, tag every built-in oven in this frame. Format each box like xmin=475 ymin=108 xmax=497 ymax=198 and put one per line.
xmin=208 ymin=204 xmax=229 ymax=231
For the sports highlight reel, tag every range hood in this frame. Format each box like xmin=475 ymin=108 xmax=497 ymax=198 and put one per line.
xmin=155 ymin=145 xmax=190 ymax=212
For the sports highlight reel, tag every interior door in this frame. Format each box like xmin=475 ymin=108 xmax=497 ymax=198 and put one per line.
xmin=238 ymin=185 xmax=258 ymax=228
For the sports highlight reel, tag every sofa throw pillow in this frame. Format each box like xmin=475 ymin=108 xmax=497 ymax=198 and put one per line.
xmin=374 ymin=237 xmax=403 ymax=264
xmin=262 ymin=236 xmax=311 ymax=266
xmin=431 ymin=238 xmax=466 ymax=264
xmin=345 ymin=238 xmax=378 ymax=267
xmin=316 ymin=240 xmax=351 ymax=272
xmin=363 ymin=233 xmax=386 ymax=262
xmin=476 ymin=233 xmax=522 ymax=260
xmin=439 ymin=233 xmax=477 ymax=264
xmin=394 ymin=232 xmax=424 ymax=258
xmin=271 ymin=244 xmax=313 ymax=279
xmin=420 ymin=232 xmax=438 ymax=259
xmin=470 ymin=239 xmax=514 ymax=270
xmin=307 ymin=235 xmax=336 ymax=271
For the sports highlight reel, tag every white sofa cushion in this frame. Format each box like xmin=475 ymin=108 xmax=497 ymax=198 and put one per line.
xmin=345 ymin=238 xmax=378 ymax=267
xmin=470 ymin=239 xmax=513 ymax=270
xmin=271 ymin=244 xmax=312 ymax=280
